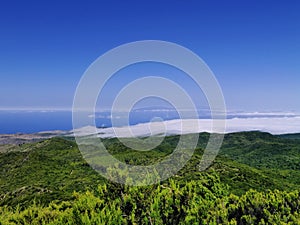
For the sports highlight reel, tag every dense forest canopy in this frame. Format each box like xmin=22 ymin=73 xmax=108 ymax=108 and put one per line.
xmin=1 ymin=131 xmax=300 ymax=224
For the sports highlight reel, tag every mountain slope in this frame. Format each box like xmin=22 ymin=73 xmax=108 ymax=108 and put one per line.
xmin=1 ymin=131 xmax=300 ymax=207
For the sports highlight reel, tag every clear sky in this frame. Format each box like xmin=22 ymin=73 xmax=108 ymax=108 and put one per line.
xmin=0 ymin=0 xmax=299 ymax=112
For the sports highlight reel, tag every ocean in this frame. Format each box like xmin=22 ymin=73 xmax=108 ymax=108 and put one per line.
xmin=0 ymin=109 xmax=181 ymax=134
xmin=0 ymin=110 xmax=73 ymax=134
xmin=1 ymin=109 xmax=299 ymax=134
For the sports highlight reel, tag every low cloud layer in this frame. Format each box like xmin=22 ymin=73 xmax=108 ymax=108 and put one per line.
xmin=74 ymin=116 xmax=300 ymax=138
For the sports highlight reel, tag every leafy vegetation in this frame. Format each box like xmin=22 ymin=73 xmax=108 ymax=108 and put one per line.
xmin=0 ymin=131 xmax=300 ymax=224
xmin=0 ymin=138 xmax=104 ymax=208
xmin=1 ymin=174 xmax=300 ymax=224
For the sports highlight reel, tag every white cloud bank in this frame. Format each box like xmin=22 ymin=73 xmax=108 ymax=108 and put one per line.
xmin=73 ymin=116 xmax=300 ymax=138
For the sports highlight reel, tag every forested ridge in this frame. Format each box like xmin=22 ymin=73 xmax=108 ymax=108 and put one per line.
xmin=1 ymin=131 xmax=300 ymax=224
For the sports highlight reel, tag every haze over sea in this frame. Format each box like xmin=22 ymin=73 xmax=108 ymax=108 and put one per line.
xmin=1 ymin=109 xmax=300 ymax=135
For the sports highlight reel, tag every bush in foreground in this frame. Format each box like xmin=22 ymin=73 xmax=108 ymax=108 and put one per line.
xmin=0 ymin=172 xmax=300 ymax=224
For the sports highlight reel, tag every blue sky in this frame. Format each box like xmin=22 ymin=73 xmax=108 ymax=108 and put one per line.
xmin=0 ymin=0 xmax=299 ymax=111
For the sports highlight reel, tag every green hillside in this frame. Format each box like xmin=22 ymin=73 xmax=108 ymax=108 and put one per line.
xmin=1 ymin=131 xmax=300 ymax=224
